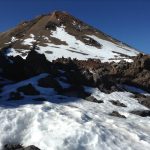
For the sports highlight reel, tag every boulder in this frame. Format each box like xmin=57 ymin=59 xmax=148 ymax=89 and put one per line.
xmin=109 ymin=111 xmax=126 ymax=118
xmin=22 ymin=145 xmax=40 ymax=150
xmin=33 ymin=97 xmax=47 ymax=101
xmin=130 ymin=110 xmax=150 ymax=117
xmin=110 ymin=100 xmax=127 ymax=107
xmin=85 ymin=96 xmax=103 ymax=103
xmin=9 ymin=91 xmax=24 ymax=100
xmin=60 ymin=86 xmax=90 ymax=98
xmin=4 ymin=144 xmax=23 ymax=150
xmin=24 ymin=50 xmax=52 ymax=77
xmin=136 ymin=96 xmax=150 ymax=109
xmin=38 ymin=75 xmax=62 ymax=92
xmin=4 ymin=144 xmax=40 ymax=150
xmin=17 ymin=84 xmax=40 ymax=96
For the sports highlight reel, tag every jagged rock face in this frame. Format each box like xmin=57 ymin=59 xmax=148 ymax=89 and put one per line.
xmin=24 ymin=50 xmax=52 ymax=77
xmin=0 ymin=49 xmax=149 ymax=93
xmin=122 ymin=54 xmax=150 ymax=92
xmin=0 ymin=11 xmax=139 ymax=62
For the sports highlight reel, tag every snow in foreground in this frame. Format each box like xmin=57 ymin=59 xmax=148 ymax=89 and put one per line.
xmin=0 ymin=82 xmax=150 ymax=150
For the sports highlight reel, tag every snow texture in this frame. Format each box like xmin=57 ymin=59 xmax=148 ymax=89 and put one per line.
xmin=0 ymin=75 xmax=149 ymax=150
xmin=22 ymin=34 xmax=36 ymax=46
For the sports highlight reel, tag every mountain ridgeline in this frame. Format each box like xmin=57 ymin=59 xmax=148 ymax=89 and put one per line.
xmin=0 ymin=11 xmax=139 ymax=62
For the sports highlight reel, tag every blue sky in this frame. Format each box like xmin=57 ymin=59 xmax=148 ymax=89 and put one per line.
xmin=0 ymin=0 xmax=150 ymax=54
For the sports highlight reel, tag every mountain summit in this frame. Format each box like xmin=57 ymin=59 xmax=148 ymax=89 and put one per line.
xmin=0 ymin=11 xmax=139 ymax=62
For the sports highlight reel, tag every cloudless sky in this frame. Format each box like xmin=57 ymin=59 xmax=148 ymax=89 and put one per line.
xmin=0 ymin=0 xmax=150 ymax=54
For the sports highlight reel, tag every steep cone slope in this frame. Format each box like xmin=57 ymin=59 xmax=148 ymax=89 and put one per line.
xmin=0 ymin=11 xmax=139 ymax=62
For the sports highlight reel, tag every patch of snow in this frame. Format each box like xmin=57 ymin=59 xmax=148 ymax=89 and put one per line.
xmin=42 ymin=36 xmax=50 ymax=42
xmin=11 ymin=37 xmax=18 ymax=42
xmin=72 ymin=21 xmax=76 ymax=26
xmin=30 ymin=34 xmax=35 ymax=38
xmin=88 ymin=35 xmax=139 ymax=62
xmin=5 ymin=48 xmax=21 ymax=57
xmin=57 ymin=80 xmax=71 ymax=89
xmin=22 ymin=34 xmax=36 ymax=46
xmin=5 ymin=48 xmax=30 ymax=59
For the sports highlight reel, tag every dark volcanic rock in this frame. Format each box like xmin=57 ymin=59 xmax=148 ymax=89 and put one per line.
xmin=23 ymin=145 xmax=40 ymax=150
xmin=38 ymin=75 xmax=62 ymax=92
xmin=81 ymin=36 xmax=102 ymax=48
xmin=0 ymin=52 xmax=26 ymax=81
xmin=123 ymin=54 xmax=150 ymax=92
xmin=130 ymin=110 xmax=150 ymax=117
xmin=4 ymin=144 xmax=23 ymax=150
xmin=0 ymin=50 xmax=150 ymax=96
xmin=132 ymin=53 xmax=150 ymax=71
xmin=52 ymin=55 xmax=150 ymax=94
xmin=33 ymin=97 xmax=47 ymax=101
xmin=4 ymin=144 xmax=40 ymax=150
xmin=110 ymin=100 xmax=127 ymax=107
xmin=17 ymin=84 xmax=40 ymax=95
xmin=85 ymin=96 xmax=103 ymax=103
xmin=0 ymin=52 xmax=11 ymax=69
xmin=24 ymin=50 xmax=52 ymax=77
xmin=9 ymin=91 xmax=24 ymax=100
xmin=137 ymin=97 xmax=150 ymax=109
xmin=45 ymin=21 xmax=61 ymax=30
xmin=109 ymin=111 xmax=126 ymax=118
xmin=60 ymin=86 xmax=90 ymax=98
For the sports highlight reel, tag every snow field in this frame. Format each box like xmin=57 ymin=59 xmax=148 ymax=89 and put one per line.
xmin=0 ymin=75 xmax=149 ymax=150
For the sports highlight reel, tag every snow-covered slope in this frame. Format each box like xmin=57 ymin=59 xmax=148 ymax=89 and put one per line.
xmin=35 ymin=26 xmax=138 ymax=62
xmin=0 ymin=74 xmax=150 ymax=150
xmin=0 ymin=11 xmax=139 ymax=62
